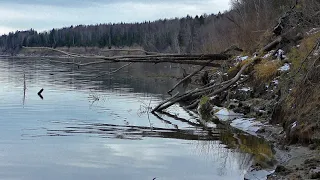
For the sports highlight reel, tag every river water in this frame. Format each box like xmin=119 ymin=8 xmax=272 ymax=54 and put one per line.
xmin=0 ymin=58 xmax=272 ymax=180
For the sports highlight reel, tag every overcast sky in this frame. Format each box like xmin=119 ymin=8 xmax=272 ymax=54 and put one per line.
xmin=0 ymin=0 xmax=230 ymax=35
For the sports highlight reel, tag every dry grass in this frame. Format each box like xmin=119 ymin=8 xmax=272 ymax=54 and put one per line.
xmin=254 ymin=60 xmax=281 ymax=82
xmin=282 ymin=63 xmax=320 ymax=143
xmin=288 ymin=31 xmax=320 ymax=70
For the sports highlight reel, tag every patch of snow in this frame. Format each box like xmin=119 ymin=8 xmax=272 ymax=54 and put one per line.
xmin=292 ymin=121 xmax=297 ymax=129
xmin=210 ymin=95 xmax=218 ymax=100
xmin=235 ymin=56 xmax=249 ymax=62
xmin=241 ymin=56 xmax=249 ymax=61
xmin=215 ymin=115 xmax=239 ymax=121
xmin=263 ymin=53 xmax=271 ymax=58
xmin=230 ymin=118 xmax=263 ymax=136
xmin=214 ymin=107 xmax=242 ymax=116
xmin=245 ymin=169 xmax=275 ymax=180
xmin=272 ymin=80 xmax=279 ymax=85
xmin=259 ymin=110 xmax=267 ymax=113
xmin=204 ymin=122 xmax=217 ymax=128
xmin=278 ymin=63 xmax=290 ymax=71
xmin=239 ymin=87 xmax=252 ymax=92
xmin=213 ymin=107 xmax=243 ymax=121
xmin=275 ymin=49 xmax=285 ymax=60
xmin=263 ymin=50 xmax=275 ymax=58
xmin=307 ymin=28 xmax=320 ymax=35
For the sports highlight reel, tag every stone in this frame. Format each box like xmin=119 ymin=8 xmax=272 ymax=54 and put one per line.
xmin=309 ymin=167 xmax=320 ymax=179
xmin=309 ymin=144 xmax=318 ymax=150
xmin=275 ymin=165 xmax=287 ymax=173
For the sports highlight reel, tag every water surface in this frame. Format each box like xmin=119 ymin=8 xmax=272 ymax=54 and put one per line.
xmin=0 ymin=58 xmax=271 ymax=180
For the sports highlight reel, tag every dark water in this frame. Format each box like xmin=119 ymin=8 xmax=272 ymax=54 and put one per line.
xmin=0 ymin=58 xmax=272 ymax=180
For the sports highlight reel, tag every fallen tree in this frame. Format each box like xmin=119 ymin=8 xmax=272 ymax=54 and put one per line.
xmin=21 ymin=38 xmax=274 ymax=114
xmin=21 ymin=46 xmax=260 ymax=113
xmin=21 ymin=46 xmax=230 ymax=67
xmin=151 ymin=58 xmax=258 ymax=112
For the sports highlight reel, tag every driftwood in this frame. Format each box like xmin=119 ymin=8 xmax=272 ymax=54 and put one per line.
xmin=262 ymin=36 xmax=283 ymax=52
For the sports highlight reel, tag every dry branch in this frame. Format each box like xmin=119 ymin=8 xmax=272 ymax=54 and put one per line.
xmin=185 ymin=60 xmax=255 ymax=109
xmin=151 ymin=92 xmax=179 ymax=113
xmin=153 ymin=58 xmax=258 ymax=112
xmin=94 ymin=62 xmax=133 ymax=78
xmin=167 ymin=58 xmax=216 ymax=95
xmin=101 ymin=48 xmax=158 ymax=55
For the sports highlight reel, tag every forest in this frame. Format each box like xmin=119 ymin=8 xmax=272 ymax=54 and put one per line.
xmin=1 ymin=0 xmax=319 ymax=55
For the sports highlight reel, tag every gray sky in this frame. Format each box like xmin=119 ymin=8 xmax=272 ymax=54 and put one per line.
xmin=0 ymin=0 xmax=230 ymax=35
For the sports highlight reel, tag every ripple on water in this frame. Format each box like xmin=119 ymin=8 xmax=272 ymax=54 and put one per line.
xmin=0 ymin=58 xmax=274 ymax=180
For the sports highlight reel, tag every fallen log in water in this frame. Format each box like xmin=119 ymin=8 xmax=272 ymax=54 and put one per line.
xmin=22 ymin=46 xmax=258 ymax=113
xmin=152 ymin=58 xmax=259 ymax=112
xmin=22 ymin=46 xmax=231 ymax=67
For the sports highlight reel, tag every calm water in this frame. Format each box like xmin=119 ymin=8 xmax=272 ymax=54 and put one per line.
xmin=0 ymin=58 xmax=272 ymax=180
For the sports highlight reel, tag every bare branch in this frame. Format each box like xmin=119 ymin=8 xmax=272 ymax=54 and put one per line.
xmin=94 ymin=62 xmax=133 ymax=78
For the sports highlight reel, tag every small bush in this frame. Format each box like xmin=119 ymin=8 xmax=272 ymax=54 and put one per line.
xmin=198 ymin=96 xmax=213 ymax=121
xmin=254 ymin=60 xmax=281 ymax=82
xmin=199 ymin=96 xmax=210 ymax=106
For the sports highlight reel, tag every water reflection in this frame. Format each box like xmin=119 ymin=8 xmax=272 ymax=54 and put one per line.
xmin=0 ymin=58 xmax=273 ymax=180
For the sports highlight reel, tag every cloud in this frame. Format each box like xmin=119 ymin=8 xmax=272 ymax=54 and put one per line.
xmin=0 ymin=0 xmax=228 ymax=7
xmin=0 ymin=0 xmax=230 ymax=34
xmin=0 ymin=26 xmax=16 ymax=35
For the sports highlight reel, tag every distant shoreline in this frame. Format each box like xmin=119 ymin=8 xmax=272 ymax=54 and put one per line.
xmin=0 ymin=46 xmax=147 ymax=57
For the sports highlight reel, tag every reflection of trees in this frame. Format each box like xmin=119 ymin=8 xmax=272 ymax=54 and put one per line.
xmin=152 ymin=109 xmax=274 ymax=173
xmin=23 ymin=73 xmax=26 ymax=106
xmin=34 ymin=106 xmax=274 ymax=171
xmin=1 ymin=58 xmax=183 ymax=96
xmin=41 ymin=122 xmax=220 ymax=141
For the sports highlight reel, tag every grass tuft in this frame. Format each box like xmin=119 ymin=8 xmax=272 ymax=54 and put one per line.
xmin=254 ymin=60 xmax=281 ymax=82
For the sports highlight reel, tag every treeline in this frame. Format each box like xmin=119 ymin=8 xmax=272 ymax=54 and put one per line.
xmin=0 ymin=0 xmax=318 ymax=54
